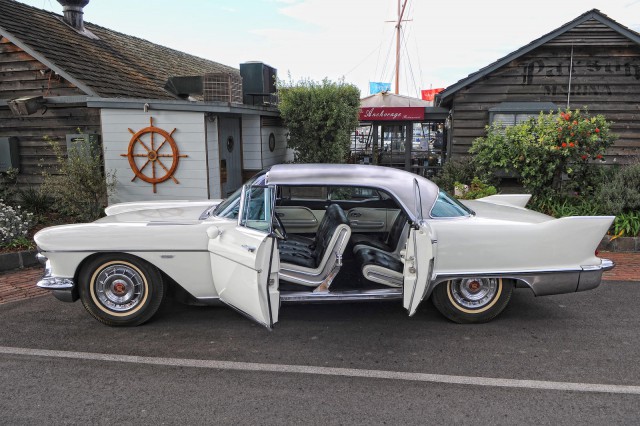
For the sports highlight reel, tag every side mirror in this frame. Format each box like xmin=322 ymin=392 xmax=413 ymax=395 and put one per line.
xmin=206 ymin=225 xmax=221 ymax=239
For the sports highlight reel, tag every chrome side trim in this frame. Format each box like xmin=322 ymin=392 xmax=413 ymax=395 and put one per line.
xmin=432 ymin=260 xmax=614 ymax=297
xmin=280 ymin=288 xmax=402 ymax=303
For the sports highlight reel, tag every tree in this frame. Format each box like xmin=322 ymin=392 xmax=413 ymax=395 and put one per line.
xmin=277 ymin=78 xmax=360 ymax=163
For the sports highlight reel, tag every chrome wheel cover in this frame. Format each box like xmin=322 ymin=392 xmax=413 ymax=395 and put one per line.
xmin=94 ymin=264 xmax=145 ymax=312
xmin=449 ymin=278 xmax=499 ymax=310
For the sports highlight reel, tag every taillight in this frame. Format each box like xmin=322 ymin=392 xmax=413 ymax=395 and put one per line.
xmin=595 ymin=249 xmax=600 ymax=257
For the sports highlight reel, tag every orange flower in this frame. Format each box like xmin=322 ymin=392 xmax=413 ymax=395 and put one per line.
xmin=569 ymin=142 xmax=575 ymax=148
xmin=561 ymin=142 xmax=567 ymax=148
xmin=595 ymin=128 xmax=600 ymax=133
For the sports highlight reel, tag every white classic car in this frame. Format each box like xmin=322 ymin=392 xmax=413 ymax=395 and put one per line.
xmin=34 ymin=164 xmax=615 ymax=329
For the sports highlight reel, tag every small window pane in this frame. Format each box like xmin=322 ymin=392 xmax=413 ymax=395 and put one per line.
xmin=492 ymin=113 xmax=516 ymax=127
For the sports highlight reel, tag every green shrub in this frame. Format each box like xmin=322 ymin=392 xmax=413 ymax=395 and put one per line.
xmin=18 ymin=186 xmax=52 ymax=217
xmin=278 ymin=77 xmax=360 ymax=163
xmin=0 ymin=168 xmax=19 ymax=204
xmin=432 ymin=157 xmax=477 ymax=193
xmin=595 ymin=161 xmax=640 ymax=216
xmin=470 ymin=108 xmax=616 ymax=198
xmin=612 ymin=212 xmax=640 ymax=237
xmin=40 ymin=136 xmax=116 ymax=222
xmin=454 ymin=177 xmax=498 ymax=200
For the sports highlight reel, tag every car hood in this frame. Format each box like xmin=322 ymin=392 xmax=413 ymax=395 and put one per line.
xmin=95 ymin=204 xmax=216 ymax=224
xmin=460 ymin=199 xmax=553 ymax=224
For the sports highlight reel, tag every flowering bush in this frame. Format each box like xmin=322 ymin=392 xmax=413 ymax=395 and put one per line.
xmin=0 ymin=199 xmax=34 ymax=247
xmin=470 ymin=108 xmax=616 ymax=197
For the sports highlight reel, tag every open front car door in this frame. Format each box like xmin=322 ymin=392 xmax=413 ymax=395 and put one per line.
xmin=403 ymin=180 xmax=435 ymax=316
xmin=208 ymin=185 xmax=280 ymax=329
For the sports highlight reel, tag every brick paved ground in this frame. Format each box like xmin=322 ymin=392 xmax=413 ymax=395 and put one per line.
xmin=0 ymin=253 xmax=637 ymax=305
xmin=601 ymin=251 xmax=640 ymax=282
xmin=0 ymin=267 xmax=46 ymax=305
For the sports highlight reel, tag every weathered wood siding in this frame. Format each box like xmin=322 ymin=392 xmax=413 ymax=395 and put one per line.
xmin=101 ymin=109 xmax=208 ymax=203
xmin=448 ymin=19 xmax=640 ymax=163
xmin=0 ymin=36 xmax=98 ymax=185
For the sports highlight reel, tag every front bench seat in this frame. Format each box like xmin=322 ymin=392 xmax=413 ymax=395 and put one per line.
xmin=279 ymin=204 xmax=351 ymax=290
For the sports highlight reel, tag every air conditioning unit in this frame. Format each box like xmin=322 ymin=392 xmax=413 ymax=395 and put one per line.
xmin=240 ymin=62 xmax=278 ymax=106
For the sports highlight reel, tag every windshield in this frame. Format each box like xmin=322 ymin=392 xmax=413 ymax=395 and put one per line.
xmin=430 ymin=190 xmax=473 ymax=218
xmin=210 ymin=171 xmax=268 ymax=219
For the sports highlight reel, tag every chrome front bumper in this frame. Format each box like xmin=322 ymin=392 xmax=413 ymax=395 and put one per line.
xmin=35 ymin=253 xmax=77 ymax=302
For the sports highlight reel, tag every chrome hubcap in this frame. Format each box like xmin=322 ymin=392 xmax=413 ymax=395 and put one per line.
xmin=450 ymin=278 xmax=498 ymax=309
xmin=95 ymin=265 xmax=145 ymax=312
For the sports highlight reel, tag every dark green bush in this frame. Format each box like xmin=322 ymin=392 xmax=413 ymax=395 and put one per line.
xmin=432 ymin=157 xmax=477 ymax=193
xmin=595 ymin=161 xmax=640 ymax=216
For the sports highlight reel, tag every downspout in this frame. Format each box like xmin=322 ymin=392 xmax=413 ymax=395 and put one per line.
xmin=567 ymin=44 xmax=574 ymax=109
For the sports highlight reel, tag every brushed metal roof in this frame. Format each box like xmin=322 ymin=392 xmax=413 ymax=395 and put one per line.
xmin=266 ymin=164 xmax=439 ymax=221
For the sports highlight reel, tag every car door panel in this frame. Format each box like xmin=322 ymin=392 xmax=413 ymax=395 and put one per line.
xmin=347 ymin=208 xmax=400 ymax=233
xmin=275 ymin=206 xmax=324 ymax=234
xmin=208 ymin=185 xmax=279 ymax=329
xmin=402 ymin=223 xmax=434 ymax=316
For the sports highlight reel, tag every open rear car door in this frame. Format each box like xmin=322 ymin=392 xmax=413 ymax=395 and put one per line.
xmin=403 ymin=179 xmax=435 ymax=316
xmin=208 ymin=185 xmax=280 ymax=329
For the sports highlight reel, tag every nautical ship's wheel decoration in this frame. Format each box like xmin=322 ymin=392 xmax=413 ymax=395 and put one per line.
xmin=121 ymin=117 xmax=187 ymax=193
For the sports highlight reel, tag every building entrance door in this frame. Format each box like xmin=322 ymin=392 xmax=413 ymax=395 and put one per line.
xmin=219 ymin=117 xmax=242 ymax=196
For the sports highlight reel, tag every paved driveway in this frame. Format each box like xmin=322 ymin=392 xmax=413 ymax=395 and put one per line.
xmin=1 ymin=280 xmax=639 ymax=424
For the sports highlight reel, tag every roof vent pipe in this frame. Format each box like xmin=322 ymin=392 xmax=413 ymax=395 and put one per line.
xmin=56 ymin=0 xmax=90 ymax=31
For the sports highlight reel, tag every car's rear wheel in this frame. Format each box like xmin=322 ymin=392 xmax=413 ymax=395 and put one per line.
xmin=79 ymin=254 xmax=165 ymax=326
xmin=431 ymin=277 xmax=513 ymax=324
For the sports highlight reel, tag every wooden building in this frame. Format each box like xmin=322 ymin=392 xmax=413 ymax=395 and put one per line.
xmin=0 ymin=0 xmax=288 ymax=202
xmin=436 ymin=9 xmax=640 ymax=164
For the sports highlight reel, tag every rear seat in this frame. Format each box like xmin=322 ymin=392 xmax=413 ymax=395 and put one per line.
xmin=279 ymin=204 xmax=351 ymax=290
xmin=352 ymin=210 xmax=410 ymax=288
xmin=351 ymin=210 xmax=409 ymax=257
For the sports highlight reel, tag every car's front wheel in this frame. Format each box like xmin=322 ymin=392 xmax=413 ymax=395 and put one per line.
xmin=431 ymin=277 xmax=513 ymax=324
xmin=79 ymin=254 xmax=165 ymax=326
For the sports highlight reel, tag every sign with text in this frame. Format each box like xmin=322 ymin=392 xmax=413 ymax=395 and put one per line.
xmin=359 ymin=107 xmax=425 ymax=121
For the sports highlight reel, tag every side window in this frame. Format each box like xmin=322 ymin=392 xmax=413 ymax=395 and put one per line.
xmin=280 ymin=186 xmax=327 ymax=201
xmin=240 ymin=186 xmax=274 ymax=232
xmin=329 ymin=187 xmax=382 ymax=201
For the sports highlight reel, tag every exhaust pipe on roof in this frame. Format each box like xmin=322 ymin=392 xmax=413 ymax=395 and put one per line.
xmin=57 ymin=0 xmax=90 ymax=32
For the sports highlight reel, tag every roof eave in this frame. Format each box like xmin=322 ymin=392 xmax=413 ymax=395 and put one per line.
xmin=0 ymin=24 xmax=99 ymax=97
xmin=436 ymin=10 xmax=640 ymax=106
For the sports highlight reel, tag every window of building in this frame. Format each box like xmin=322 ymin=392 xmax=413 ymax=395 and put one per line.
xmin=489 ymin=102 xmax=557 ymax=127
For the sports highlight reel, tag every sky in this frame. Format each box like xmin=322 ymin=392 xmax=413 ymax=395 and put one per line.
xmin=16 ymin=0 xmax=640 ymax=98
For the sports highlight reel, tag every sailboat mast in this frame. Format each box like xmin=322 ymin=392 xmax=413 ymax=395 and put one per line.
xmin=395 ymin=0 xmax=408 ymax=94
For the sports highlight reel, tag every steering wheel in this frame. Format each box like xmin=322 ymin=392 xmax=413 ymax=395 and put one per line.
xmin=273 ymin=212 xmax=288 ymax=240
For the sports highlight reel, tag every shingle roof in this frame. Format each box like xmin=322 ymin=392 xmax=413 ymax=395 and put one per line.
xmin=0 ymin=0 xmax=239 ymax=99
xmin=436 ymin=9 xmax=640 ymax=105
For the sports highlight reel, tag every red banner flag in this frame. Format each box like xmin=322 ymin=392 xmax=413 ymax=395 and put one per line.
xmin=421 ymin=88 xmax=444 ymax=101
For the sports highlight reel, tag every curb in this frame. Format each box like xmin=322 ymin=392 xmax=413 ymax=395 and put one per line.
xmin=0 ymin=250 xmax=39 ymax=273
